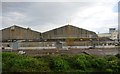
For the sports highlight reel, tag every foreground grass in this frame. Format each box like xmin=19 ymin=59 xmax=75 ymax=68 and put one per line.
xmin=2 ymin=52 xmax=120 ymax=72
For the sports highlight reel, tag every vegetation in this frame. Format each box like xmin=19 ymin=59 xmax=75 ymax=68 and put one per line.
xmin=2 ymin=52 xmax=120 ymax=73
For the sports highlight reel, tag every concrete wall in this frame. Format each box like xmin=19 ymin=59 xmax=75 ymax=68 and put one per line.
xmin=2 ymin=41 xmax=114 ymax=48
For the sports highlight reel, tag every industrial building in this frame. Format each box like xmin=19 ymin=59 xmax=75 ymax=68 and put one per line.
xmin=42 ymin=25 xmax=98 ymax=39
xmin=98 ymin=28 xmax=118 ymax=41
xmin=1 ymin=25 xmax=41 ymax=42
xmin=1 ymin=25 xmax=116 ymax=49
xmin=1 ymin=25 xmax=98 ymax=41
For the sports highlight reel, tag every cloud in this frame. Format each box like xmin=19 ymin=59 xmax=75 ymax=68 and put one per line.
xmin=70 ymin=3 xmax=118 ymax=33
xmin=1 ymin=1 xmax=118 ymax=33
xmin=1 ymin=0 xmax=119 ymax=2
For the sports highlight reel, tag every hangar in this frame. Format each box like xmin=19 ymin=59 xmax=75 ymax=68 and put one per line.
xmin=42 ymin=25 xmax=98 ymax=39
xmin=1 ymin=25 xmax=98 ymax=42
xmin=1 ymin=25 xmax=115 ymax=48
xmin=1 ymin=25 xmax=41 ymax=42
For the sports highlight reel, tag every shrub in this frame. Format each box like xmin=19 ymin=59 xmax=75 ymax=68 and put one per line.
xmin=2 ymin=52 xmax=120 ymax=72
xmin=106 ymin=56 xmax=119 ymax=72
xmin=91 ymin=58 xmax=108 ymax=71
xmin=50 ymin=57 xmax=70 ymax=72
xmin=11 ymin=57 xmax=50 ymax=72
xmin=115 ymin=54 xmax=120 ymax=58
xmin=2 ymin=52 xmax=50 ymax=72
xmin=72 ymin=54 xmax=92 ymax=71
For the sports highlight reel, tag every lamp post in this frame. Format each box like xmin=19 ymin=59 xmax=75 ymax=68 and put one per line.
xmin=97 ymin=38 xmax=100 ymax=48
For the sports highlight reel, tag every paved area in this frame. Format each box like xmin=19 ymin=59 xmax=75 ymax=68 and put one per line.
xmin=84 ymin=49 xmax=119 ymax=56
xmin=2 ymin=48 xmax=119 ymax=56
xmin=1 ymin=45 xmax=116 ymax=49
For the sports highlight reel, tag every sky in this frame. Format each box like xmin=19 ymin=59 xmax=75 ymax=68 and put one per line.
xmin=1 ymin=0 xmax=119 ymax=33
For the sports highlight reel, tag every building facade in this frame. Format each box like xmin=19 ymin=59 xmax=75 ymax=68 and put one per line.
xmin=1 ymin=25 xmax=117 ymax=48
xmin=42 ymin=25 xmax=98 ymax=39
xmin=98 ymin=33 xmax=111 ymax=38
xmin=98 ymin=28 xmax=118 ymax=41
xmin=2 ymin=25 xmax=41 ymax=41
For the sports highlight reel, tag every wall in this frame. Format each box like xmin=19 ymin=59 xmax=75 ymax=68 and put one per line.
xmin=42 ymin=25 xmax=98 ymax=39
xmin=2 ymin=25 xmax=41 ymax=41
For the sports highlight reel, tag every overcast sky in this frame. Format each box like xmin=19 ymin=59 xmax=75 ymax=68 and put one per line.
xmin=1 ymin=0 xmax=119 ymax=33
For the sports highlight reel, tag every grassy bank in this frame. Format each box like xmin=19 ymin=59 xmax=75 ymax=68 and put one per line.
xmin=2 ymin=52 xmax=120 ymax=72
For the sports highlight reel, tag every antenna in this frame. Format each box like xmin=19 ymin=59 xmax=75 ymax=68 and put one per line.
xmin=98 ymin=32 xmax=99 ymax=34
xmin=67 ymin=17 xmax=71 ymax=25
xmin=12 ymin=24 xmax=17 ymax=26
